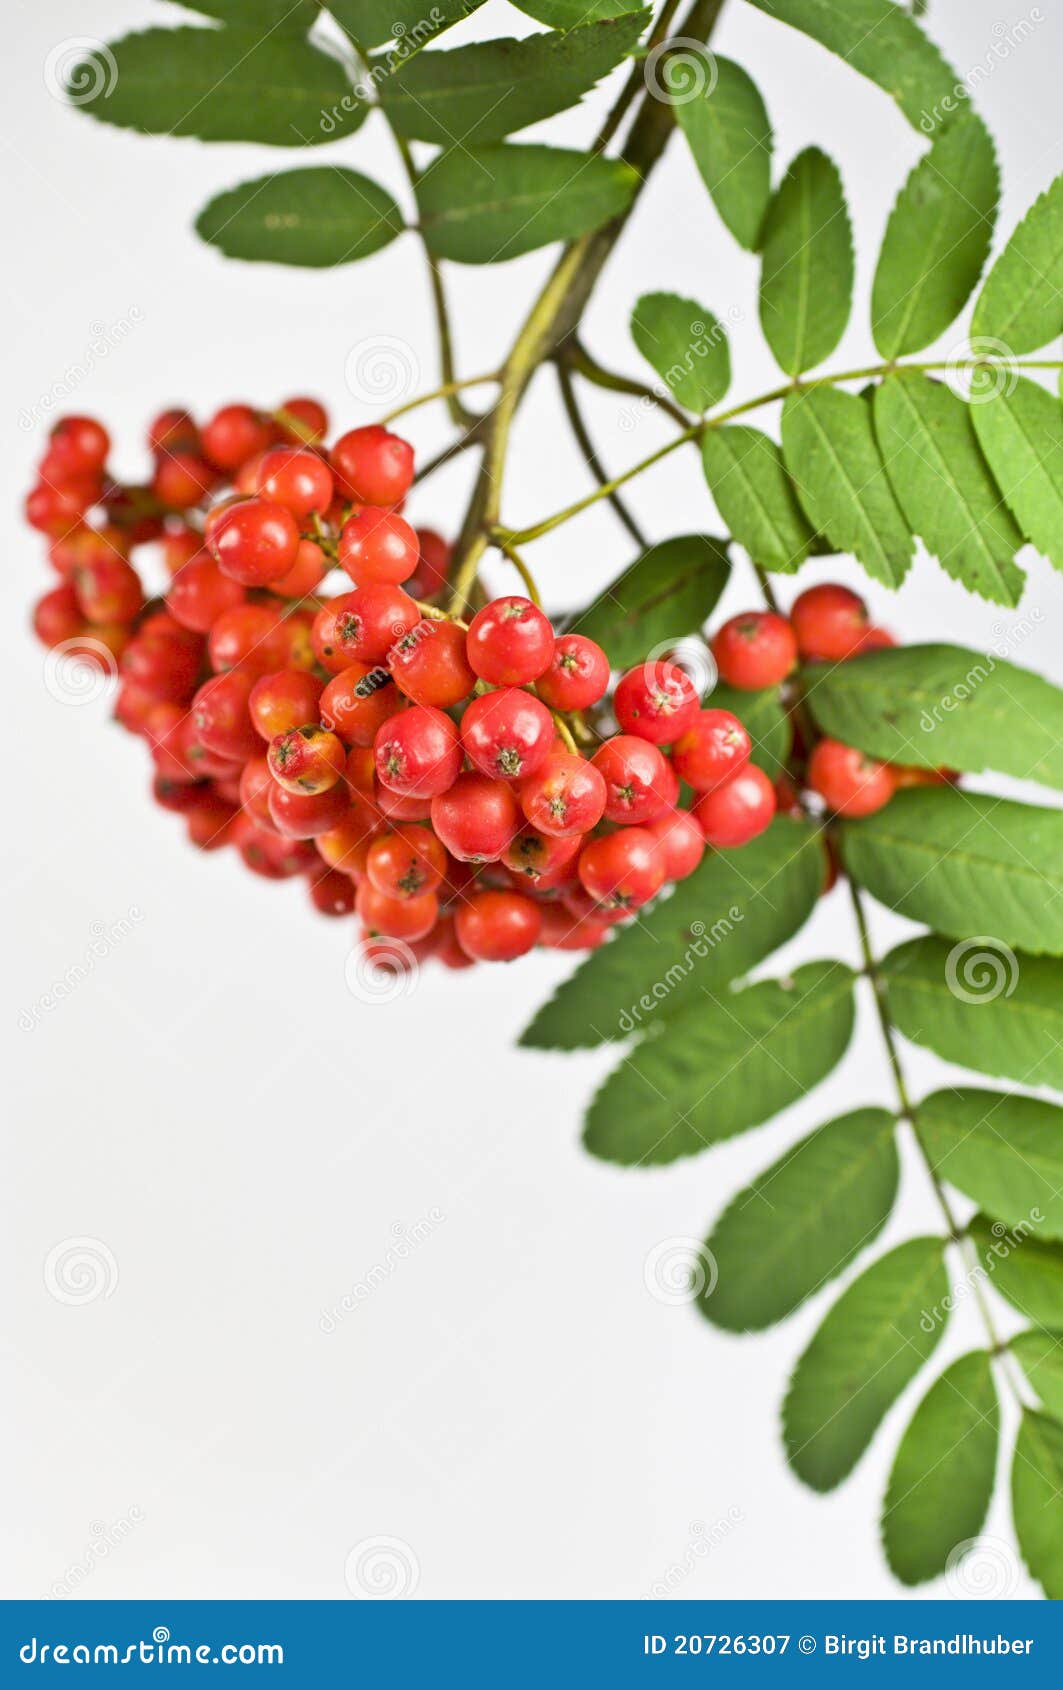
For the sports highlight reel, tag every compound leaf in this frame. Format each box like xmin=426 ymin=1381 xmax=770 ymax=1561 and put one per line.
xmin=417 ymin=144 xmax=637 ymax=262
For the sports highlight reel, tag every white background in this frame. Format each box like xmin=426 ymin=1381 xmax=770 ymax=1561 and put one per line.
xmin=5 ymin=0 xmax=1062 ymax=1601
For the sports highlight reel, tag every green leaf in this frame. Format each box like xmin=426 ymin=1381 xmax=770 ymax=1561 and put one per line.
xmin=783 ymin=1238 xmax=949 ymax=1492
xmin=376 ymin=15 xmax=647 ymax=145
xmin=568 ymin=534 xmax=729 ymax=670
xmin=781 ymin=388 xmax=913 ymax=587
xmin=842 ymin=787 xmax=1063 ymax=956
xmin=511 ymin=0 xmax=636 ymax=23
xmin=759 ymin=149 xmax=853 ymax=375
xmin=871 ymin=113 xmax=998 ymax=358
xmin=329 ymin=0 xmax=486 ymax=52
xmin=1011 ymin=1331 xmax=1063 ymax=1421
xmin=969 ymin=1214 xmax=1063 ymax=1328
xmin=883 ymin=938 xmax=1063 ymax=1096
xmin=417 ymin=143 xmax=637 ymax=263
xmin=701 ymin=426 xmax=814 ymax=573
xmin=802 ymin=643 xmax=1063 ymax=791
xmin=1012 ymin=1411 xmax=1063 ymax=1598
xmin=874 ymin=372 xmax=1024 ymax=605
xmin=520 ymin=815 xmax=823 ymax=1050
xmin=195 ymin=168 xmax=403 ymax=266
xmin=68 ymin=26 xmax=367 ymax=144
xmin=672 ymin=54 xmax=772 ymax=251
xmin=583 ymin=960 xmax=855 ymax=1166
xmin=971 ymin=376 xmax=1063 ymax=571
xmin=973 ymin=172 xmax=1063 ymax=354
xmin=882 ymin=1352 xmax=999 ymax=1586
xmin=743 ymin=0 xmax=962 ymax=135
xmin=917 ymin=1089 xmax=1063 ymax=1239
xmin=709 ymin=682 xmax=792 ymax=780
xmin=630 ymin=295 xmax=730 ymax=413
xmin=700 ymin=1109 xmax=899 ymax=1331
xmin=174 ymin=0 xmax=320 ymax=28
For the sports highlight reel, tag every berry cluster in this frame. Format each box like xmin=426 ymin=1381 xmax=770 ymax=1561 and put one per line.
xmin=707 ymin=585 xmax=950 ymax=823
xmin=27 ymin=406 xmax=943 ymax=970
xmin=27 ymin=406 xmax=782 ymax=969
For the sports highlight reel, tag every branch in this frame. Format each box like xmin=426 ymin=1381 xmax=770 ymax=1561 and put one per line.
xmin=556 ymin=362 xmax=650 ymax=549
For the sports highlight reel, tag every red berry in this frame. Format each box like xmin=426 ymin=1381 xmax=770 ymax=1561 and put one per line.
xmin=166 ymin=555 xmax=245 ymax=632
xmin=466 ymin=596 xmax=554 ymax=687
xmin=25 ymin=479 xmax=98 ymax=537
xmin=806 ymin=738 xmax=896 ymax=817
xmin=249 ymin=669 xmax=323 ymax=740
xmin=407 ymin=527 xmax=452 ymax=599
xmin=790 ymin=583 xmax=868 ymax=661
xmin=148 ymin=408 xmax=199 ymax=456
xmin=72 ymin=554 xmax=143 ymax=624
xmin=711 ymin=611 xmax=797 ymax=689
xmin=356 ymin=880 xmax=438 ymax=942
xmin=460 ymin=687 xmax=555 ymax=781
xmin=613 ymin=660 xmax=700 ymax=744
xmin=853 ymin=625 xmax=897 ymax=654
xmin=312 ymin=586 xmax=418 ymax=672
xmin=671 ymin=708 xmax=751 ymax=791
xmin=455 ymin=890 xmax=541 ymax=962
xmin=502 ymin=827 xmax=581 ymax=888
xmin=257 ymin=446 xmax=334 ymax=519
xmin=153 ymin=450 xmax=218 ymax=510
xmin=239 ymin=756 xmax=275 ymax=826
xmin=430 ymin=772 xmax=520 ymax=862
xmin=271 ymin=538 xmax=327 ymax=599
xmin=268 ymin=724 xmax=346 ymax=795
xmin=374 ymin=705 xmax=461 ymax=799
xmin=277 ymin=396 xmax=328 ymax=444
xmin=331 ymin=425 xmax=414 ymax=506
xmin=201 ymin=404 xmax=273 ymax=471
xmin=534 ymin=634 xmax=610 ymax=711
xmin=538 ymin=906 xmax=609 ymax=951
xmin=320 ymin=663 xmax=402 ymax=747
xmin=49 ymin=415 xmax=110 ymax=474
xmin=644 ymin=808 xmax=705 ymax=881
xmin=389 ymin=618 xmax=475 ymax=707
xmin=208 ymin=603 xmax=288 ymax=675
xmin=693 ymin=765 xmax=776 ymax=846
xmin=185 ymin=791 xmax=239 ymax=851
xmin=592 ymin=735 xmax=676 ymax=824
xmin=209 ymin=498 xmax=300 ymax=586
xmin=519 ymin=753 xmax=606 ymax=838
xmin=339 ymin=508 xmax=419 ymax=587
xmin=309 ymin=869 xmax=357 ymax=917
xmin=268 ymin=780 xmax=350 ymax=839
xmin=191 ymin=670 xmax=259 ymax=762
xmin=33 ymin=582 xmax=83 ymax=647
xmin=367 ymin=824 xmax=447 ymax=899
xmin=578 ymin=828 xmax=665 ymax=912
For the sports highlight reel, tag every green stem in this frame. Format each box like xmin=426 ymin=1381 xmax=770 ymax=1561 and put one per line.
xmin=556 ymin=362 xmax=650 ymax=549
xmin=501 ymin=356 xmax=1063 ymax=545
xmin=380 ymin=371 xmax=500 ymax=425
xmin=561 ymin=339 xmax=690 ymax=428
xmin=446 ymin=0 xmax=728 ymax=609
xmin=492 ymin=535 xmax=543 ymax=606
